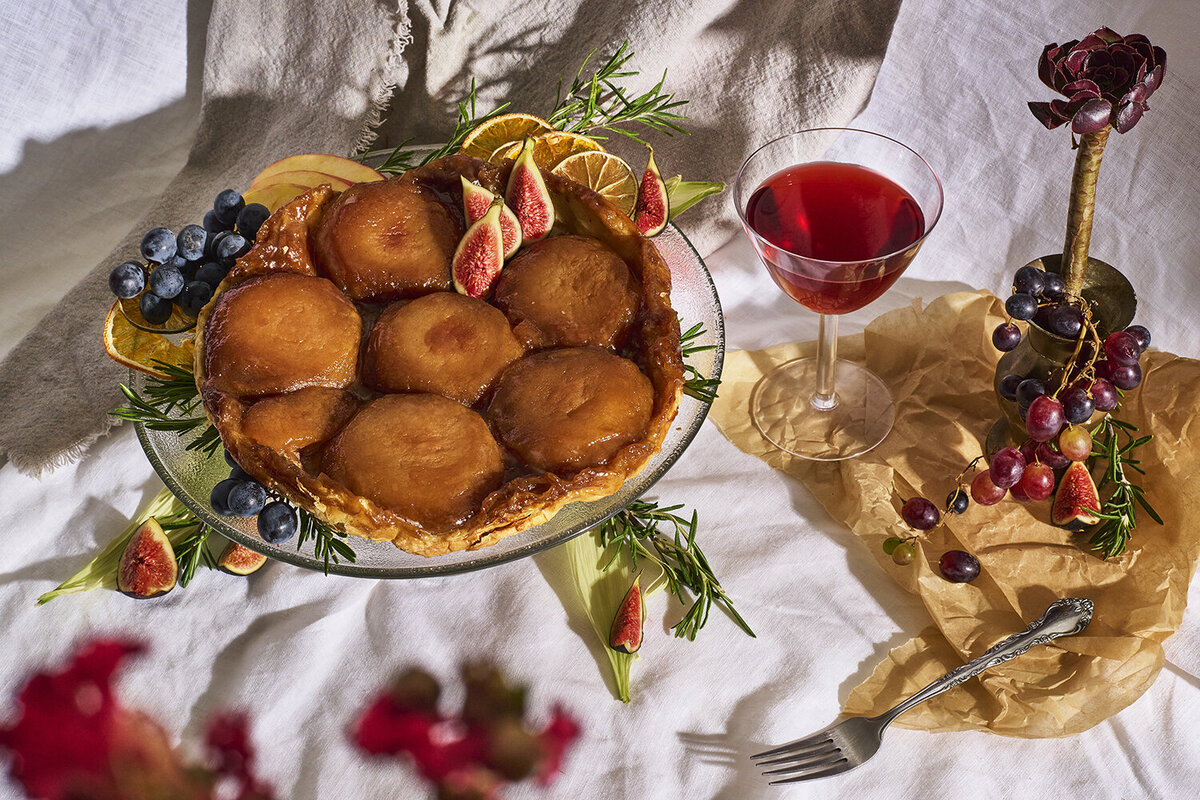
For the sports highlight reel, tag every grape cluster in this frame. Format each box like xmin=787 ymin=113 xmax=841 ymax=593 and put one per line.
xmin=881 ymin=464 xmax=983 ymax=583
xmin=210 ymin=449 xmax=298 ymax=545
xmin=107 ymin=190 xmax=269 ymax=324
xmin=992 ymin=265 xmax=1080 ymax=351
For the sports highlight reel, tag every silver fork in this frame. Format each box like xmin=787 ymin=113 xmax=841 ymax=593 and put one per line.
xmin=752 ymin=597 xmax=1093 ymax=784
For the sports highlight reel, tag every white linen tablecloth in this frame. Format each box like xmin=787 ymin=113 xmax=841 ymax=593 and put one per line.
xmin=3 ymin=0 xmax=1200 ymax=798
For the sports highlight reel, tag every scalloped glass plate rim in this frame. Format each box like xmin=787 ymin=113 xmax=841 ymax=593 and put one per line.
xmin=134 ymin=222 xmax=722 ymax=579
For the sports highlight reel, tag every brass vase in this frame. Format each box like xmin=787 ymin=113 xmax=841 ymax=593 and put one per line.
xmin=986 ymin=253 xmax=1137 ymax=454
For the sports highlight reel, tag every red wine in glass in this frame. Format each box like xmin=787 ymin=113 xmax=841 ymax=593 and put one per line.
xmin=745 ymin=162 xmax=926 ymax=314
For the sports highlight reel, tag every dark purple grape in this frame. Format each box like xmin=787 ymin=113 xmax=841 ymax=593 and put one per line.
xmin=1104 ymin=331 xmax=1140 ymax=366
xmin=108 ymin=260 xmax=145 ymax=299
xmin=206 ymin=230 xmax=229 ymax=260
xmin=1094 ymin=360 xmax=1112 ymax=381
xmin=223 ymin=449 xmax=239 ymax=468
xmin=999 ymin=373 xmax=1023 ymax=401
xmin=1026 ymin=395 xmax=1065 ymax=442
xmin=1109 ymin=363 xmax=1142 ymax=390
xmin=1046 ymin=304 xmax=1084 ymax=339
xmin=1013 ymin=266 xmax=1045 ymax=296
xmin=1042 ymin=272 xmax=1065 ymax=301
xmin=946 ymin=488 xmax=969 ymax=515
xmin=1005 ymin=293 xmax=1038 ymax=321
xmin=148 ymin=264 xmax=184 ymax=299
xmin=1032 ymin=303 xmax=1056 ymax=330
xmin=901 ymin=497 xmax=940 ymax=530
xmin=1090 ymin=378 xmax=1119 ymax=411
xmin=140 ymin=227 xmax=177 ymax=264
xmin=1035 ymin=440 xmax=1071 ymax=470
xmin=992 ymin=323 xmax=1022 ymax=352
xmin=236 ymin=203 xmax=270 ymax=240
xmin=939 ymin=550 xmax=981 ymax=583
xmin=1016 ymin=378 xmax=1047 ymax=408
xmin=180 ymin=281 xmax=214 ymax=316
xmin=176 ymin=224 xmax=208 ymax=261
xmin=258 ymin=501 xmax=298 ymax=544
xmin=1061 ymin=386 xmax=1095 ymax=424
xmin=213 ymin=189 xmax=245 ymax=225
xmin=139 ymin=292 xmax=172 ymax=324
xmin=1125 ymin=324 xmax=1151 ymax=353
xmin=989 ymin=447 xmax=1026 ymax=489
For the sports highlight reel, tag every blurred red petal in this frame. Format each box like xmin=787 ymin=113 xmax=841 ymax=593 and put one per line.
xmin=535 ymin=706 xmax=581 ymax=786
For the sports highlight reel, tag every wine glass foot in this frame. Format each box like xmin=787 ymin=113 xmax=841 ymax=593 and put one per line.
xmin=750 ymin=358 xmax=896 ymax=461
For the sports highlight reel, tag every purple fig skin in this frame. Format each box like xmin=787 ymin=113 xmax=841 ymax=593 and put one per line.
xmin=1051 ymin=461 xmax=1102 ymax=528
xmin=609 ymin=576 xmax=644 ymax=654
xmin=452 ymin=200 xmax=506 ymax=299
xmin=460 ymin=176 xmax=521 ymax=259
xmin=633 ymin=148 xmax=669 ymax=236
xmin=505 ymin=138 xmax=554 ymax=242
xmin=117 ymin=518 xmax=178 ymax=598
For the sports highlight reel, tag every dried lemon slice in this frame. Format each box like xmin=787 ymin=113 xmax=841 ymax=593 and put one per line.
xmin=491 ymin=131 xmax=606 ymax=170
xmin=104 ymin=301 xmax=195 ymax=377
xmin=459 ymin=113 xmax=554 ymax=161
xmin=551 ymin=151 xmax=638 ymax=217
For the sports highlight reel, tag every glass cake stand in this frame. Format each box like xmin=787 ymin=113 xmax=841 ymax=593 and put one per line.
xmin=135 ymin=223 xmax=723 ymax=579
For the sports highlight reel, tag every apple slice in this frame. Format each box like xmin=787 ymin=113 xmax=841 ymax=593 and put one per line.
xmin=249 ymin=169 xmax=353 ymax=192
xmin=251 ymin=154 xmax=383 ymax=188
xmin=242 ymin=183 xmax=310 ymax=213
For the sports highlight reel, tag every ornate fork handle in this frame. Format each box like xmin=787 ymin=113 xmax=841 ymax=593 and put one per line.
xmin=878 ymin=598 xmax=1093 ymax=725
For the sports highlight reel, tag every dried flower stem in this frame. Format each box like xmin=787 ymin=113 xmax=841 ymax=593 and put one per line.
xmin=1062 ymin=126 xmax=1111 ymax=301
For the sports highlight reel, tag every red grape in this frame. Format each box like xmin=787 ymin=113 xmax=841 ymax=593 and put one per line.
xmin=1090 ymin=378 xmax=1119 ymax=411
xmin=1019 ymin=439 xmax=1037 ymax=464
xmin=1109 ymin=363 xmax=1142 ymax=390
xmin=1104 ymin=331 xmax=1140 ymax=366
xmin=989 ymin=447 xmax=1026 ymax=489
xmin=1125 ymin=324 xmax=1151 ymax=352
xmin=1018 ymin=462 xmax=1055 ymax=501
xmin=1009 ymin=480 xmax=1033 ymax=502
xmin=901 ymin=497 xmax=940 ymax=530
xmin=970 ymin=471 xmax=1007 ymax=505
xmin=1025 ymin=395 xmax=1065 ymax=442
xmin=1058 ymin=426 xmax=1092 ymax=461
xmin=1035 ymin=440 xmax=1071 ymax=470
xmin=1094 ymin=360 xmax=1112 ymax=381
xmin=992 ymin=323 xmax=1022 ymax=352
xmin=939 ymin=550 xmax=981 ymax=583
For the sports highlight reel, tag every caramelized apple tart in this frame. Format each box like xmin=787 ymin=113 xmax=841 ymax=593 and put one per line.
xmin=195 ymin=155 xmax=684 ymax=556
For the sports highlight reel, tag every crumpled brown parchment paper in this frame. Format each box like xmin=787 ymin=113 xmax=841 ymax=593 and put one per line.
xmin=708 ymin=290 xmax=1200 ymax=737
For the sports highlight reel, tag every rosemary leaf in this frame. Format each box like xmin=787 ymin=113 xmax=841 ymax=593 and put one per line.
xmin=680 ymin=320 xmax=721 ymax=402
xmin=1087 ymin=415 xmax=1159 ymax=558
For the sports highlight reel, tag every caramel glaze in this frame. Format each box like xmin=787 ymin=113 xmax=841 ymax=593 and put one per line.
xmin=195 ymin=156 xmax=684 ymax=556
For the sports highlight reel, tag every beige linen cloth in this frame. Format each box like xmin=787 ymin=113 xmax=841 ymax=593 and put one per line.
xmin=0 ymin=0 xmax=901 ymax=473
xmin=709 ymin=290 xmax=1200 ymax=736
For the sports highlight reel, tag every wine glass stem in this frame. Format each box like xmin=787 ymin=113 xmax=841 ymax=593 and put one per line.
xmin=812 ymin=314 xmax=839 ymax=411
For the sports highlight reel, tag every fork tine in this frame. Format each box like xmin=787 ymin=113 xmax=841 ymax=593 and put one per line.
xmin=761 ymin=749 xmax=843 ymax=777
xmin=755 ymin=741 xmax=838 ymax=767
xmin=751 ymin=731 xmax=833 ymax=760
xmin=768 ymin=758 xmax=855 ymax=785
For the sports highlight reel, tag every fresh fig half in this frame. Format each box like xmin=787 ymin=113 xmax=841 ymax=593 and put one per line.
xmin=117 ymin=518 xmax=178 ymax=598
xmin=633 ymin=147 xmax=669 ymax=237
xmin=461 ymin=176 xmax=521 ymax=259
xmin=452 ymin=199 xmax=506 ymax=299
xmin=1051 ymin=461 xmax=1103 ymax=529
xmin=608 ymin=576 xmax=644 ymax=654
xmin=505 ymin=137 xmax=554 ymax=243
xmin=217 ymin=541 xmax=268 ymax=575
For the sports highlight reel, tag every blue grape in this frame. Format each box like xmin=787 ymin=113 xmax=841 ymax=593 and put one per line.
xmin=140 ymin=227 xmax=177 ymax=264
xmin=148 ymin=264 xmax=185 ymax=299
xmin=1042 ymin=272 xmax=1066 ymax=301
xmin=223 ymin=448 xmax=239 ymax=468
xmin=215 ymin=232 xmax=250 ymax=262
xmin=258 ymin=501 xmax=298 ymax=544
xmin=227 ymin=480 xmax=267 ymax=517
xmin=139 ymin=292 xmax=172 ymax=324
xmin=108 ymin=260 xmax=145 ymax=299
xmin=236 ymin=203 xmax=270 ymax=240
xmin=180 ymin=281 xmax=213 ymax=316
xmin=213 ymin=189 xmax=244 ymax=225
xmin=210 ymin=478 xmax=240 ymax=515
xmin=1012 ymin=266 xmax=1045 ymax=297
xmin=999 ymin=373 xmax=1023 ymax=401
xmin=176 ymin=224 xmax=207 ymax=261
xmin=1005 ymin=293 xmax=1037 ymax=321
xmin=195 ymin=262 xmax=227 ymax=289
xmin=203 ymin=209 xmax=231 ymax=233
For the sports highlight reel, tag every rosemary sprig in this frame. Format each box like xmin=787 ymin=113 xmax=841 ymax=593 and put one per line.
xmin=680 ymin=321 xmax=720 ymax=402
xmin=366 ymin=79 xmax=512 ymax=175
xmin=547 ymin=42 xmax=691 ymax=144
xmin=597 ymin=499 xmax=754 ymax=641
xmin=1087 ymin=416 xmax=1161 ymax=558
xmin=110 ymin=362 xmax=220 ymax=456
xmin=296 ymin=507 xmax=357 ymax=575
xmin=159 ymin=513 xmax=215 ymax=587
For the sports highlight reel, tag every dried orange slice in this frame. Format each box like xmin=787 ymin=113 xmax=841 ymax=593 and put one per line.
xmin=551 ymin=151 xmax=638 ymax=216
xmin=490 ymin=131 xmax=605 ymax=170
xmin=459 ymin=113 xmax=554 ymax=161
xmin=104 ymin=301 xmax=195 ymax=377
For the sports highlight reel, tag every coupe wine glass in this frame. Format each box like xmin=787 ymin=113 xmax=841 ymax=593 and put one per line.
xmin=733 ymin=128 xmax=943 ymax=461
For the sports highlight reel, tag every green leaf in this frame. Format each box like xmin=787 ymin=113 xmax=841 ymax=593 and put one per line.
xmin=565 ymin=531 xmax=637 ymax=703
xmin=664 ymin=176 xmax=725 ymax=220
